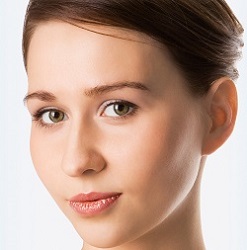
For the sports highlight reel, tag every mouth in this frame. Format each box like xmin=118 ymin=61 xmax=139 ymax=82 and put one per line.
xmin=69 ymin=192 xmax=121 ymax=217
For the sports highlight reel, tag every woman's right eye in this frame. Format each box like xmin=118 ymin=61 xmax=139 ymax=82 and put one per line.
xmin=32 ymin=109 xmax=67 ymax=126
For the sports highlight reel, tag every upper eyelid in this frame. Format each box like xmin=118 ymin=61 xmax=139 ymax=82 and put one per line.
xmin=100 ymin=99 xmax=136 ymax=107
xmin=99 ymin=99 xmax=137 ymax=111
xmin=32 ymin=106 xmax=67 ymax=115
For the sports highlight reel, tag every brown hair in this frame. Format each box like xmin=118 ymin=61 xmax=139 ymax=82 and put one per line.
xmin=22 ymin=0 xmax=244 ymax=95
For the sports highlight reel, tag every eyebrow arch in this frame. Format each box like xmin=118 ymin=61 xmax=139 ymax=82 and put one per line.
xmin=84 ymin=81 xmax=150 ymax=97
xmin=23 ymin=91 xmax=56 ymax=104
xmin=23 ymin=81 xmax=150 ymax=103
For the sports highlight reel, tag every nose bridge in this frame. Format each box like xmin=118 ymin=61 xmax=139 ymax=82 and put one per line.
xmin=61 ymin=117 xmax=105 ymax=177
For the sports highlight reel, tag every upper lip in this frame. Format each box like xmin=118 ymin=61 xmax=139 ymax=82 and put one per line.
xmin=69 ymin=192 xmax=121 ymax=202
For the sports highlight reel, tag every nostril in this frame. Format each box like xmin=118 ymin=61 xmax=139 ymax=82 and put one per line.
xmin=82 ymin=169 xmax=97 ymax=175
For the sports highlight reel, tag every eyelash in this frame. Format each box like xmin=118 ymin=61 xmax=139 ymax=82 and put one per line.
xmin=100 ymin=100 xmax=138 ymax=119
xmin=32 ymin=108 xmax=66 ymax=128
xmin=31 ymin=100 xmax=138 ymax=128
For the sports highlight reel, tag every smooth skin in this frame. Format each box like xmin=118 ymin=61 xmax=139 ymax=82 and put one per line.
xmin=25 ymin=21 xmax=237 ymax=250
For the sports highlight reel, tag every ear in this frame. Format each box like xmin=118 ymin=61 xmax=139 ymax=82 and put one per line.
xmin=202 ymin=77 xmax=238 ymax=155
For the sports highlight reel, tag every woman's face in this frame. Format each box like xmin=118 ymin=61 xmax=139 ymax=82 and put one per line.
xmin=26 ymin=21 xmax=207 ymax=248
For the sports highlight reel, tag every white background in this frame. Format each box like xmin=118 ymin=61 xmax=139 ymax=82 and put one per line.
xmin=0 ymin=1 xmax=246 ymax=249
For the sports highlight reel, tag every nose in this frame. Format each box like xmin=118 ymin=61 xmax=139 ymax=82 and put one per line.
xmin=61 ymin=122 xmax=106 ymax=177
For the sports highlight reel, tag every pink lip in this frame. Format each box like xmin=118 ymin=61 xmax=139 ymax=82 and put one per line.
xmin=69 ymin=192 xmax=121 ymax=216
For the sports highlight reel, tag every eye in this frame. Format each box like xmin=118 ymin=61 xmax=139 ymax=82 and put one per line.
xmin=43 ymin=110 xmax=65 ymax=124
xmin=101 ymin=100 xmax=137 ymax=118
xmin=33 ymin=109 xmax=67 ymax=125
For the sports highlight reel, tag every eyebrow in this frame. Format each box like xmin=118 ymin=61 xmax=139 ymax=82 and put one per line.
xmin=23 ymin=81 xmax=150 ymax=103
xmin=23 ymin=91 xmax=56 ymax=103
xmin=84 ymin=81 xmax=150 ymax=97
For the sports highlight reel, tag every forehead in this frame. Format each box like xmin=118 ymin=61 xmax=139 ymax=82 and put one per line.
xmin=27 ymin=21 xmax=185 ymax=95
xmin=27 ymin=21 xmax=163 ymax=68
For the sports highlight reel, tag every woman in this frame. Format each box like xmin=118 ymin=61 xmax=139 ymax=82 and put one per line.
xmin=22 ymin=0 xmax=243 ymax=249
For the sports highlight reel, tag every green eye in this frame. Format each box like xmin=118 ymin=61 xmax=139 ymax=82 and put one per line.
xmin=102 ymin=101 xmax=137 ymax=118
xmin=113 ymin=103 xmax=130 ymax=116
xmin=40 ymin=110 xmax=66 ymax=124
xmin=48 ymin=110 xmax=65 ymax=123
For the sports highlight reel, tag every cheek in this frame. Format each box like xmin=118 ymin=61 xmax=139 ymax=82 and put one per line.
xmin=30 ymin=127 xmax=63 ymax=189
xmin=107 ymin=110 xmax=202 ymax=211
xmin=90 ymin=112 xmax=203 ymax=244
xmin=30 ymin=128 xmax=45 ymax=173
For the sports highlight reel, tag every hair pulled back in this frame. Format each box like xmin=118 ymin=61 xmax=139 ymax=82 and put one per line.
xmin=23 ymin=0 xmax=244 ymax=95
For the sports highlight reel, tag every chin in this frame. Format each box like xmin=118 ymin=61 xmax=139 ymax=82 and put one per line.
xmin=78 ymin=231 xmax=128 ymax=249
xmin=72 ymin=220 xmax=138 ymax=249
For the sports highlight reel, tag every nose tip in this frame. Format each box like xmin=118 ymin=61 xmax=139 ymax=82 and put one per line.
xmin=61 ymin=148 xmax=106 ymax=178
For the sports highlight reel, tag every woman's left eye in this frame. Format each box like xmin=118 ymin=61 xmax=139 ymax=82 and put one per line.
xmin=101 ymin=100 xmax=137 ymax=118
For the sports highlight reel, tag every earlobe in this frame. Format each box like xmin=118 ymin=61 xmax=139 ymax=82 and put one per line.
xmin=202 ymin=77 xmax=238 ymax=155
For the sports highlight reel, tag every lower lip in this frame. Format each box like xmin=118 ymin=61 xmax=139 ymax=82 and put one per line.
xmin=69 ymin=194 xmax=121 ymax=216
